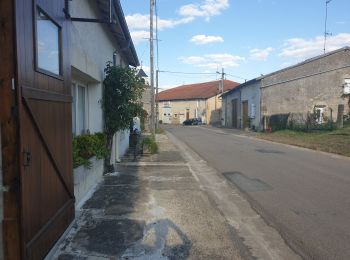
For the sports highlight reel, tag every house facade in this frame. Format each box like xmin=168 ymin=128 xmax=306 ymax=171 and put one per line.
xmin=222 ymin=78 xmax=262 ymax=130
xmin=261 ymin=47 xmax=350 ymax=128
xmin=0 ymin=0 xmax=138 ymax=258
xmin=70 ymin=0 xmax=139 ymax=165
xmin=158 ymin=80 xmax=240 ymax=125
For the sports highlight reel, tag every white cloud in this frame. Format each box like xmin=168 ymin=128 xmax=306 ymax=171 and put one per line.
xmin=279 ymin=33 xmax=350 ymax=59
xmin=126 ymin=13 xmax=193 ymax=31
xmin=125 ymin=0 xmax=230 ymax=45
xmin=250 ymin=47 xmax=273 ymax=61
xmin=190 ymin=34 xmax=224 ymax=45
xmin=179 ymin=0 xmax=229 ymax=21
xmin=179 ymin=53 xmax=245 ymax=69
xmin=130 ymin=30 xmax=149 ymax=44
xmin=126 ymin=14 xmax=194 ymax=45
xmin=179 ymin=56 xmax=207 ymax=65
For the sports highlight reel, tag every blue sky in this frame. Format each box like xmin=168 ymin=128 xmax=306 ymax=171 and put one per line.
xmin=120 ymin=0 xmax=350 ymax=89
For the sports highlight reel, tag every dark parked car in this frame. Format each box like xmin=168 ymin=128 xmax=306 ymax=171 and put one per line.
xmin=183 ymin=118 xmax=202 ymax=125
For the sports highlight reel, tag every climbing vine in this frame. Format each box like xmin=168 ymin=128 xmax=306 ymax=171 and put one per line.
xmin=102 ymin=62 xmax=145 ymax=172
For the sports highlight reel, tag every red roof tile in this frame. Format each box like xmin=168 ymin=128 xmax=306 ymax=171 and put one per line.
xmin=157 ymin=80 xmax=240 ymax=101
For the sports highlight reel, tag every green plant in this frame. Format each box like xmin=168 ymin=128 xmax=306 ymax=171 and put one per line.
xmin=102 ymin=63 xmax=145 ymax=172
xmin=155 ymin=128 xmax=165 ymax=134
xmin=143 ymin=136 xmax=158 ymax=154
xmin=73 ymin=133 xmax=108 ymax=169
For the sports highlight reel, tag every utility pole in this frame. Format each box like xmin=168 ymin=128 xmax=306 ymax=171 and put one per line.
xmin=150 ymin=0 xmax=155 ymax=136
xmin=323 ymin=0 xmax=333 ymax=54
xmin=156 ymin=69 xmax=159 ymax=129
xmin=220 ymin=68 xmax=225 ymax=93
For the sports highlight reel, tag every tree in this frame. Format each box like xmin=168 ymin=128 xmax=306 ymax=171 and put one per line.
xmin=102 ymin=62 xmax=144 ymax=172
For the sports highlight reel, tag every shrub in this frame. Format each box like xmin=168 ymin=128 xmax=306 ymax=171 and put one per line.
xmin=73 ymin=133 xmax=109 ymax=169
xmin=143 ymin=136 xmax=158 ymax=154
xmin=267 ymin=114 xmax=290 ymax=131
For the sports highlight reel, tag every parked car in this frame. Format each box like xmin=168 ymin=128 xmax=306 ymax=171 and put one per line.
xmin=183 ymin=118 xmax=202 ymax=125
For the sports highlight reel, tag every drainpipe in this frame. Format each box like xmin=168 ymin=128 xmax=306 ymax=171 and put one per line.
xmin=239 ymin=87 xmax=242 ymax=128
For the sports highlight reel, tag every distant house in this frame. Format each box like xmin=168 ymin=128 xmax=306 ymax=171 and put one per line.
xmin=222 ymin=78 xmax=262 ymax=130
xmin=158 ymin=80 xmax=240 ymax=125
xmin=222 ymin=47 xmax=350 ymax=131
xmin=261 ymin=47 xmax=350 ymax=128
xmin=137 ymin=68 xmax=151 ymax=130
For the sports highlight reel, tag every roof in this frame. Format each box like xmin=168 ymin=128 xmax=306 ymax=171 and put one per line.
xmin=158 ymin=80 xmax=240 ymax=101
xmin=221 ymin=77 xmax=262 ymax=97
xmin=137 ymin=68 xmax=148 ymax=78
xmin=96 ymin=0 xmax=139 ymax=67
xmin=262 ymin=46 xmax=350 ymax=79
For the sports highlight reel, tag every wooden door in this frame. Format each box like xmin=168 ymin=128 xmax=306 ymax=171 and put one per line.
xmin=231 ymin=99 xmax=238 ymax=128
xmin=242 ymin=101 xmax=249 ymax=129
xmin=15 ymin=0 xmax=74 ymax=259
xmin=186 ymin=109 xmax=190 ymax=120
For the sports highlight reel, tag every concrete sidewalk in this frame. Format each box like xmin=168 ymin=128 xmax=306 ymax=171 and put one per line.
xmin=51 ymin=132 xmax=298 ymax=260
xmin=51 ymin=133 xmax=252 ymax=259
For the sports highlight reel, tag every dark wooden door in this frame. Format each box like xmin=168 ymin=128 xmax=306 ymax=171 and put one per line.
xmin=242 ymin=101 xmax=249 ymax=129
xmin=15 ymin=0 xmax=74 ymax=259
xmin=186 ymin=109 xmax=190 ymax=120
xmin=231 ymin=99 xmax=238 ymax=128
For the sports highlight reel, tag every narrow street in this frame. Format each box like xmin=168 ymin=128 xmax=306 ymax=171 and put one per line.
xmin=165 ymin=125 xmax=350 ymax=260
xmin=51 ymin=133 xmax=298 ymax=259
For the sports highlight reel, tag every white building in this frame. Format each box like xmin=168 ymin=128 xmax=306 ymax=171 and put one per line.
xmin=70 ymin=0 xmax=139 ymax=163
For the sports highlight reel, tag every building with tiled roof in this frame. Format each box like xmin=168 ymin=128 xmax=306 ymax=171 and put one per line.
xmin=158 ymin=80 xmax=240 ymax=125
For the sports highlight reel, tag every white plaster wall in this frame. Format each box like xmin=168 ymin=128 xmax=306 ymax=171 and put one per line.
xmin=74 ymin=157 xmax=104 ymax=206
xmin=118 ymin=130 xmax=130 ymax=159
xmin=71 ymin=1 xmax=131 ymax=173
xmin=70 ymin=0 xmax=125 ymax=79
xmin=111 ymin=130 xmax=130 ymax=164
xmin=70 ymin=0 xmax=127 ymax=134
xmin=69 ymin=0 xmax=129 ymax=164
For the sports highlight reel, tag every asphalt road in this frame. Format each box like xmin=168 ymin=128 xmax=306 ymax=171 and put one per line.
xmin=165 ymin=125 xmax=350 ymax=260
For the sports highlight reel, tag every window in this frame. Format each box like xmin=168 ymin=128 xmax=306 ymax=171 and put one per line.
xmin=163 ymin=101 xmax=171 ymax=107
xmin=36 ymin=7 xmax=61 ymax=75
xmin=344 ymin=79 xmax=350 ymax=95
xmin=315 ymin=106 xmax=326 ymax=124
xmin=72 ymin=83 xmax=87 ymax=135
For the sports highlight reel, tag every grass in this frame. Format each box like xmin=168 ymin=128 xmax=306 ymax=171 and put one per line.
xmin=258 ymin=125 xmax=350 ymax=157
xmin=155 ymin=127 xmax=165 ymax=134
xmin=143 ymin=136 xmax=158 ymax=154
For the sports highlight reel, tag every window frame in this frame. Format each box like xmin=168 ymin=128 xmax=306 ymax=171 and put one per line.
xmin=72 ymin=82 xmax=89 ymax=135
xmin=34 ymin=5 xmax=63 ymax=80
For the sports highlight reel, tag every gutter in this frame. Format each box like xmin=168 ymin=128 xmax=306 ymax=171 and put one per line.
xmin=113 ymin=0 xmax=139 ymax=66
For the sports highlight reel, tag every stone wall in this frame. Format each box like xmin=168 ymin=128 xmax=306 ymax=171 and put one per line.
xmin=261 ymin=48 xmax=350 ymax=123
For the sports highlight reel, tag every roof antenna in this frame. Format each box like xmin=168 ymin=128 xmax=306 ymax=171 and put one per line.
xmin=323 ymin=0 xmax=334 ymax=54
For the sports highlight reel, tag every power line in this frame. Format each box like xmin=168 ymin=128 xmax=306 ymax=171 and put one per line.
xmin=158 ymin=70 xmax=218 ymax=75
xmin=225 ymin=73 xmax=247 ymax=81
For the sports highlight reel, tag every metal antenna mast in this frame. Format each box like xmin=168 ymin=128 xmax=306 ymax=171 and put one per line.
xmin=323 ymin=0 xmax=333 ymax=54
